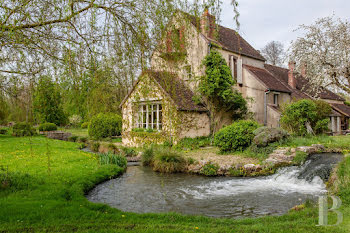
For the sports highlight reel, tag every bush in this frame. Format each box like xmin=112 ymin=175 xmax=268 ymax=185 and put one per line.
xmin=108 ymin=143 xmax=120 ymax=154
xmin=142 ymin=147 xmax=155 ymax=166
xmin=175 ymin=136 xmax=211 ymax=150
xmin=81 ymin=122 xmax=89 ymax=129
xmin=253 ymin=127 xmax=289 ymax=147
xmin=152 ymin=148 xmax=187 ymax=173
xmin=38 ymin=123 xmax=57 ymax=132
xmin=12 ymin=122 xmax=36 ymax=137
xmin=78 ymin=137 xmax=88 ymax=143
xmin=214 ymin=120 xmax=260 ymax=152
xmin=121 ymin=147 xmax=137 ymax=157
xmin=68 ymin=115 xmax=82 ymax=127
xmin=91 ymin=142 xmax=100 ymax=152
xmin=88 ymin=113 xmax=122 ymax=139
xmin=68 ymin=136 xmax=78 ymax=142
xmin=0 ymin=128 xmax=8 ymax=135
xmin=280 ymin=99 xmax=331 ymax=136
xmin=200 ymin=162 xmax=219 ymax=176
xmin=98 ymin=153 xmax=127 ymax=168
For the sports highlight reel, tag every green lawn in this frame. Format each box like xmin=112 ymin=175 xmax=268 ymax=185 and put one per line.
xmin=59 ymin=127 xmax=89 ymax=137
xmin=0 ymin=135 xmax=350 ymax=232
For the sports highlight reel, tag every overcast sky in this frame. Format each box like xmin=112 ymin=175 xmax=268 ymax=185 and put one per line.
xmin=218 ymin=0 xmax=350 ymax=51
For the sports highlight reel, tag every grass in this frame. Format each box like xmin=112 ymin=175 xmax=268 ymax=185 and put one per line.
xmin=59 ymin=127 xmax=89 ymax=137
xmin=0 ymin=134 xmax=350 ymax=232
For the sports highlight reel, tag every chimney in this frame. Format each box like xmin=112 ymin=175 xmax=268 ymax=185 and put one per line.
xmin=300 ymin=62 xmax=307 ymax=77
xmin=200 ymin=8 xmax=216 ymax=39
xmin=288 ymin=61 xmax=296 ymax=89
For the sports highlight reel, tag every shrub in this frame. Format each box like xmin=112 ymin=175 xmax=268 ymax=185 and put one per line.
xmin=78 ymin=143 xmax=86 ymax=149
xmin=91 ymin=142 xmax=100 ymax=152
xmin=68 ymin=136 xmax=79 ymax=142
xmin=142 ymin=147 xmax=155 ymax=166
xmin=187 ymin=157 xmax=196 ymax=165
xmin=214 ymin=120 xmax=260 ymax=152
xmin=280 ymin=99 xmax=331 ymax=136
xmin=98 ymin=153 xmax=127 ymax=168
xmin=121 ymin=147 xmax=137 ymax=157
xmin=292 ymin=151 xmax=308 ymax=165
xmin=152 ymin=148 xmax=187 ymax=173
xmin=88 ymin=113 xmax=122 ymax=139
xmin=200 ymin=162 xmax=219 ymax=176
xmin=108 ymin=143 xmax=120 ymax=154
xmin=81 ymin=122 xmax=89 ymax=129
xmin=38 ymin=123 xmax=57 ymax=132
xmin=12 ymin=122 xmax=36 ymax=137
xmin=175 ymin=136 xmax=211 ymax=150
xmin=253 ymin=127 xmax=289 ymax=147
xmin=69 ymin=115 xmax=82 ymax=127
xmin=78 ymin=137 xmax=88 ymax=143
xmin=0 ymin=128 xmax=8 ymax=135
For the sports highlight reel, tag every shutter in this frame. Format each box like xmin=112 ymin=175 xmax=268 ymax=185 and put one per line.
xmin=237 ymin=58 xmax=243 ymax=84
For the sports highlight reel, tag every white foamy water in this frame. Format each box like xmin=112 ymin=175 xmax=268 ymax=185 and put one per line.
xmin=180 ymin=165 xmax=327 ymax=200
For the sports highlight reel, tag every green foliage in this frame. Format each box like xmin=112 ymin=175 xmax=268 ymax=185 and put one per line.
xmin=88 ymin=113 xmax=122 ymax=139
xmin=78 ymin=137 xmax=88 ymax=143
xmin=200 ymin=162 xmax=219 ymax=176
xmin=214 ymin=120 xmax=260 ymax=152
xmin=199 ymin=50 xmax=247 ymax=119
xmin=0 ymin=128 xmax=8 ymax=135
xmin=152 ymin=148 xmax=187 ymax=173
xmin=175 ymin=136 xmax=211 ymax=150
xmin=68 ymin=136 xmax=79 ymax=142
xmin=187 ymin=157 xmax=196 ymax=165
xmin=292 ymin=151 xmax=308 ymax=165
xmin=81 ymin=122 xmax=89 ymax=129
xmin=38 ymin=123 xmax=57 ymax=132
xmin=280 ymin=99 xmax=331 ymax=136
xmin=142 ymin=146 xmax=155 ymax=166
xmin=132 ymin=128 xmax=156 ymax=133
xmin=121 ymin=147 xmax=137 ymax=157
xmin=33 ymin=76 xmax=67 ymax=126
xmin=98 ymin=153 xmax=127 ymax=168
xmin=91 ymin=142 xmax=100 ymax=152
xmin=12 ymin=122 xmax=36 ymax=137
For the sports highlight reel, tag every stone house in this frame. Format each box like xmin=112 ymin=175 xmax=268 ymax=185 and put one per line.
xmin=120 ymin=9 xmax=350 ymax=146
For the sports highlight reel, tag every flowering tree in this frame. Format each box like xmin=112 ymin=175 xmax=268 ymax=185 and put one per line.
xmin=290 ymin=16 xmax=350 ymax=94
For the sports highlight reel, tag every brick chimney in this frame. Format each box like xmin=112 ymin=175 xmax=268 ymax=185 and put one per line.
xmin=200 ymin=8 xmax=216 ymax=39
xmin=288 ymin=61 xmax=296 ymax=89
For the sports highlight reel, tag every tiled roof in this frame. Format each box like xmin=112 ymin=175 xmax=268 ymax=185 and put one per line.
xmin=244 ymin=65 xmax=291 ymax=93
xmin=264 ymin=64 xmax=344 ymax=101
xmin=187 ymin=14 xmax=265 ymax=61
xmin=331 ymin=103 xmax=350 ymax=117
xmin=144 ymin=70 xmax=207 ymax=112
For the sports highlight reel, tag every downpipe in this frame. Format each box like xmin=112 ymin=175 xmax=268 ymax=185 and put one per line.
xmin=264 ymin=89 xmax=270 ymax=126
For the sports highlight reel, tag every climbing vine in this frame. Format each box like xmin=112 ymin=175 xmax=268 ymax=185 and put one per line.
xmin=197 ymin=50 xmax=247 ymax=134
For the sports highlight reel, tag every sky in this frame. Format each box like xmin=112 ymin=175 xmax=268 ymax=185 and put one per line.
xmin=218 ymin=0 xmax=350 ymax=51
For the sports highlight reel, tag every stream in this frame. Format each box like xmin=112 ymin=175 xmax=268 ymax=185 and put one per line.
xmin=87 ymin=153 xmax=343 ymax=218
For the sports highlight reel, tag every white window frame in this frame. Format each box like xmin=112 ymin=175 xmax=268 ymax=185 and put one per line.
xmin=136 ymin=102 xmax=162 ymax=130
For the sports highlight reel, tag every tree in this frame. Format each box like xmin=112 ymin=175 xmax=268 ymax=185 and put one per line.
xmin=33 ymin=76 xmax=66 ymax=125
xmin=260 ymin=41 xmax=285 ymax=66
xmin=290 ymin=16 xmax=350 ymax=95
xmin=198 ymin=50 xmax=247 ymax=135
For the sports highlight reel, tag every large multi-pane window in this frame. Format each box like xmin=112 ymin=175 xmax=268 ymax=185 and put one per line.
xmin=137 ymin=103 xmax=162 ymax=130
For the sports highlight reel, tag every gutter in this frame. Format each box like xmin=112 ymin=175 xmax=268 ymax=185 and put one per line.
xmin=264 ymin=89 xmax=270 ymax=126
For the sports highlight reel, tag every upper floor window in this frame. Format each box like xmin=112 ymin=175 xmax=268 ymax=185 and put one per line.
xmin=137 ymin=103 xmax=162 ymax=130
xmin=273 ymin=94 xmax=279 ymax=106
xmin=229 ymin=55 xmax=237 ymax=81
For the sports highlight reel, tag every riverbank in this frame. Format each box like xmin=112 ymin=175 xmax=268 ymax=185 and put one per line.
xmin=0 ymin=134 xmax=349 ymax=232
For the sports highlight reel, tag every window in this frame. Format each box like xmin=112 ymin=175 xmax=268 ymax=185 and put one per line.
xmin=273 ymin=94 xmax=279 ymax=106
xmin=137 ymin=103 xmax=162 ymax=130
xmin=184 ymin=65 xmax=192 ymax=80
xmin=229 ymin=55 xmax=237 ymax=80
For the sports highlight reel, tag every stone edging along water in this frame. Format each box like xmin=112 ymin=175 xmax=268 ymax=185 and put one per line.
xmin=186 ymin=144 xmax=342 ymax=177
